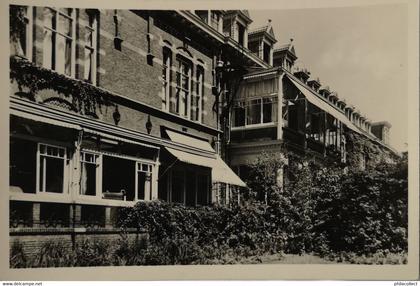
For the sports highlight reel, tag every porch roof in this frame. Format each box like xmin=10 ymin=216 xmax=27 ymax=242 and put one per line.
xmin=165 ymin=131 xmax=246 ymax=187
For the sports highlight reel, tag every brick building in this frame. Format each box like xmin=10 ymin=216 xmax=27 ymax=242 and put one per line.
xmin=9 ymin=6 xmax=399 ymax=250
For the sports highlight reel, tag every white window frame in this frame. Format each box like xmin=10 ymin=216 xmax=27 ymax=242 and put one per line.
xmin=42 ymin=7 xmax=76 ymax=77
xmin=79 ymin=150 xmax=102 ymax=198
xmin=135 ymin=162 xmax=153 ymax=201
xmin=36 ymin=143 xmax=69 ymax=194
xmin=94 ymin=151 xmax=155 ymax=202
xmin=83 ymin=10 xmax=98 ymax=85
xmin=175 ymin=57 xmax=192 ymax=118
xmin=232 ymin=96 xmax=278 ymax=130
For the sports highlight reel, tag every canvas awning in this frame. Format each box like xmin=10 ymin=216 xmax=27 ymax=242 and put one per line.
xmin=11 ymin=109 xmax=82 ymax=131
xmin=286 ymin=75 xmax=361 ymax=134
xmin=165 ymin=131 xmax=246 ymax=187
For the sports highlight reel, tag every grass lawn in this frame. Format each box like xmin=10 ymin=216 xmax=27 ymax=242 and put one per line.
xmin=265 ymin=254 xmax=336 ymax=264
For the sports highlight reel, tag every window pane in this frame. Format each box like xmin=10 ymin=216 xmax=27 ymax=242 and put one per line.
xmin=102 ymin=156 xmax=135 ymax=201
xmin=197 ymin=175 xmax=208 ymax=205
xmin=44 ymin=157 xmax=64 ymax=193
xmin=10 ymin=139 xmax=37 ymax=194
xmin=171 ymin=170 xmax=184 ymax=203
xmin=137 ymin=172 xmax=146 ymax=200
xmin=263 ymin=98 xmax=273 ymax=123
xmin=185 ymin=171 xmax=196 ymax=206
xmin=64 ymin=38 xmax=72 ymax=76
xmin=42 ymin=30 xmax=54 ymax=69
xmin=43 ymin=8 xmax=55 ymax=30
xmin=59 ymin=8 xmax=73 ymax=16
xmin=233 ymin=104 xmax=245 ymax=127
xmin=81 ymin=162 xmax=96 ymax=196
xmin=247 ymin=99 xmax=261 ymax=125
xmin=84 ymin=47 xmax=92 ymax=81
xmin=85 ymin=29 xmax=93 ymax=47
xmin=56 ymin=35 xmax=66 ymax=73
xmin=58 ymin=15 xmax=72 ymax=37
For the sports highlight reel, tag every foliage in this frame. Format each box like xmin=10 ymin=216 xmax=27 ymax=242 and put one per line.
xmin=10 ymin=152 xmax=408 ymax=267
xmin=241 ymin=149 xmax=407 ymax=257
xmin=10 ymin=56 xmax=112 ymax=114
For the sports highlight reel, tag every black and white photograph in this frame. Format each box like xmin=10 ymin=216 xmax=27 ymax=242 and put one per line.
xmin=3 ymin=0 xmax=419 ymax=281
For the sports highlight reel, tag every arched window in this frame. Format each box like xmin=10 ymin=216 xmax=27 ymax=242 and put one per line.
xmin=43 ymin=7 xmax=76 ymax=77
xmin=174 ymin=55 xmax=192 ymax=117
xmin=83 ymin=10 xmax=98 ymax=85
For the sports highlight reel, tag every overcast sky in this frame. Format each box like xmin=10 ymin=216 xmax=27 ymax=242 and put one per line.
xmin=249 ymin=4 xmax=408 ymax=152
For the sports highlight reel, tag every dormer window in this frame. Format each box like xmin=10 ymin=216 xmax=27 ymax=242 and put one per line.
xmin=210 ymin=11 xmax=220 ymax=31
xmin=195 ymin=10 xmax=208 ymax=23
xmin=237 ymin=23 xmax=245 ymax=46
xmin=263 ymin=42 xmax=271 ymax=64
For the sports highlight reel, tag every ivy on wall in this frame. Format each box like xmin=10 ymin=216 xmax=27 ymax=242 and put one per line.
xmin=10 ymin=56 xmax=112 ymax=114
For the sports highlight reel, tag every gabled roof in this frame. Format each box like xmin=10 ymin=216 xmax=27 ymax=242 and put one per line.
xmin=224 ymin=10 xmax=253 ymax=24
xmin=273 ymin=42 xmax=297 ymax=61
xmin=241 ymin=10 xmax=250 ymax=18
xmin=274 ymin=43 xmax=296 ymax=56
xmin=248 ymin=22 xmax=277 ymax=43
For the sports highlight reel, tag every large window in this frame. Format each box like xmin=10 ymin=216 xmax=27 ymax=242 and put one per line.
xmin=162 ymin=51 xmax=205 ymax=122
xmin=160 ymin=167 xmax=210 ymax=206
xmin=101 ymin=154 xmax=155 ymax=202
xmin=37 ymin=143 xmax=68 ymax=194
xmin=162 ymin=48 xmax=172 ymax=110
xmin=174 ymin=58 xmax=191 ymax=117
xmin=233 ymin=97 xmax=277 ymax=128
xmin=43 ymin=8 xmax=75 ymax=76
xmin=83 ymin=10 xmax=98 ymax=84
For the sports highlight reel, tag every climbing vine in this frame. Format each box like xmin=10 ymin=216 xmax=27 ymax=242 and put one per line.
xmin=10 ymin=56 xmax=112 ymax=114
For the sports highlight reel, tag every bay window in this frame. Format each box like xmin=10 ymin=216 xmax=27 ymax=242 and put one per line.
xmin=43 ymin=7 xmax=75 ymax=77
xmin=37 ymin=143 xmax=68 ymax=194
xmin=247 ymin=99 xmax=261 ymax=125
xmin=83 ymin=10 xmax=98 ymax=84
xmin=233 ymin=97 xmax=278 ymax=128
xmin=232 ymin=101 xmax=246 ymax=127
xmin=263 ymin=97 xmax=277 ymax=123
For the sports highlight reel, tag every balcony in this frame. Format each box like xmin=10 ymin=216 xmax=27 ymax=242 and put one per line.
xmin=307 ymin=138 xmax=325 ymax=154
xmin=283 ymin=127 xmax=305 ymax=152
